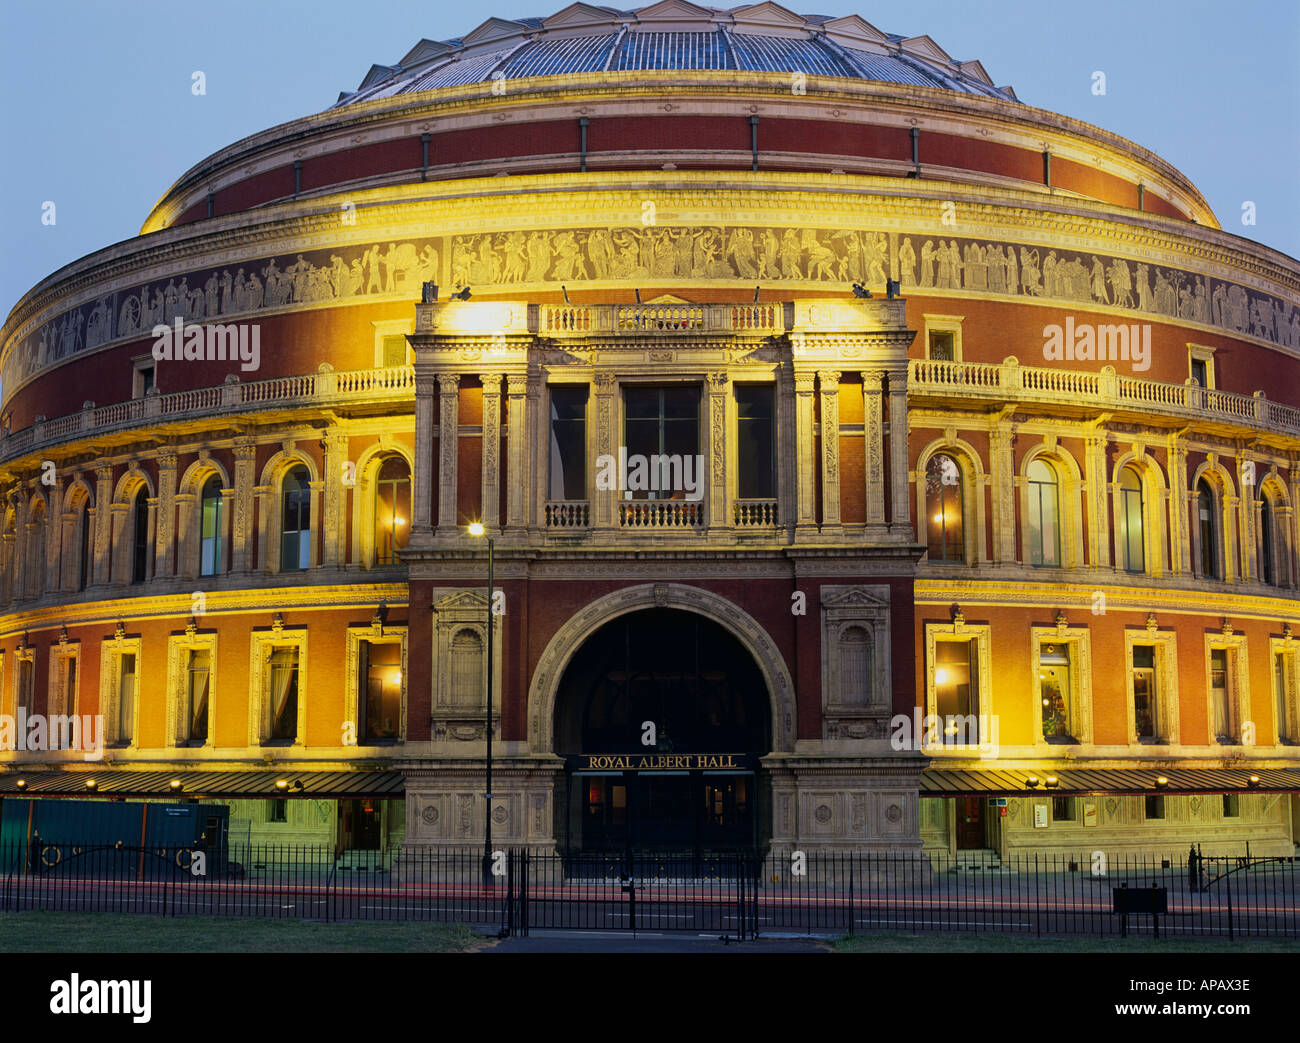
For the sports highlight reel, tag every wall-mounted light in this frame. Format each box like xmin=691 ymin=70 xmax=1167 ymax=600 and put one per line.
xmin=1045 ymin=776 xmax=1059 ymax=789
xmin=15 ymin=778 xmax=27 ymax=790
xmin=1025 ymin=776 xmax=1040 ymax=789
xmin=450 ymin=286 xmax=472 ymax=301
xmin=290 ymin=780 xmax=305 ymax=793
xmin=1247 ymin=775 xmax=1261 ymax=788
xmin=1154 ymin=776 xmax=1169 ymax=789
xmin=169 ymin=779 xmax=183 ymax=792
xmin=851 ymin=282 xmax=871 ymax=299
xmin=275 ymin=779 xmax=289 ymax=791
xmin=85 ymin=779 xmax=98 ymax=791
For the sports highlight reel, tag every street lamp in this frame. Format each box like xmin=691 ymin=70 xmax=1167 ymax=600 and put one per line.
xmin=467 ymin=520 xmax=494 ymax=885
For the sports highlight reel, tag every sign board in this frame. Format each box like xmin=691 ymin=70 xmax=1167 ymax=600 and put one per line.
xmin=1033 ymin=804 xmax=1048 ymax=828
xmin=568 ymin=753 xmax=755 ymax=773
xmin=1083 ymin=801 xmax=1098 ymax=827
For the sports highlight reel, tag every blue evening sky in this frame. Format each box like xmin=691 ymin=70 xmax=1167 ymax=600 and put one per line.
xmin=1 ymin=0 xmax=1296 ymax=323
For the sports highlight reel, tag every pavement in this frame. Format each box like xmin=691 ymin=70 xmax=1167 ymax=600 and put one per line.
xmin=478 ymin=929 xmax=833 ymax=953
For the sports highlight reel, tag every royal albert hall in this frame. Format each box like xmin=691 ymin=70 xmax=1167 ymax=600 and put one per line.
xmin=1 ymin=1 xmax=1299 ymax=863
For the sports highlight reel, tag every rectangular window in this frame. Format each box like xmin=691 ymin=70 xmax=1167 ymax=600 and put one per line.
xmin=1274 ymin=652 xmax=1291 ymax=743
xmin=359 ymin=640 xmax=401 ymax=741
xmin=1052 ymin=796 xmax=1075 ymax=822
xmin=1039 ymin=642 xmax=1072 ymax=741
xmin=268 ymin=799 xmax=287 ymax=823
xmin=934 ymin=639 xmax=979 ymax=744
xmin=1190 ymin=357 xmax=1208 ymax=388
xmin=1132 ymin=644 xmax=1157 ymax=741
xmin=267 ymin=647 xmax=300 ymax=742
xmin=548 ymin=386 xmax=588 ymax=501
xmin=185 ymin=648 xmax=211 ymax=744
xmin=928 ymin=331 xmax=955 ymax=361
xmin=381 ymin=335 xmax=407 ymax=368
xmin=1222 ymin=793 xmax=1239 ymax=818
xmin=117 ymin=653 xmax=136 ymax=744
xmin=735 ymin=385 xmax=775 ymax=500
xmin=1144 ymin=794 xmax=1164 ymax=820
xmin=16 ymin=658 xmax=34 ymax=715
xmin=1210 ymin=648 xmax=1232 ymax=743
xmin=623 ymin=386 xmax=700 ymax=500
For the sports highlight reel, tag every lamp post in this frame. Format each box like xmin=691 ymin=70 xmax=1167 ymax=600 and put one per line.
xmin=468 ymin=521 xmax=494 ymax=885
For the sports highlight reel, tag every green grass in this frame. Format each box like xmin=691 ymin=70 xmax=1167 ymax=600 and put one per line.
xmin=833 ymin=932 xmax=1300 ymax=953
xmin=0 ymin=912 xmax=485 ymax=953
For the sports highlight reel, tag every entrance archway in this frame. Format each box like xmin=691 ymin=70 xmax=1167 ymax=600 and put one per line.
xmin=553 ymin=607 xmax=774 ymax=853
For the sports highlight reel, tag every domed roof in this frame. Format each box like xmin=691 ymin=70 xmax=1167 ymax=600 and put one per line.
xmin=334 ymin=1 xmax=1017 ymax=108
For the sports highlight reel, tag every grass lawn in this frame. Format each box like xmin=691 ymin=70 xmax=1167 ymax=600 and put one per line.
xmin=0 ymin=912 xmax=486 ymax=953
xmin=833 ymin=932 xmax=1300 ymax=953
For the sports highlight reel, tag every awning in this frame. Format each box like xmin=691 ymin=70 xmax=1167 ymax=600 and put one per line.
xmin=0 ymin=769 xmax=404 ymax=799
xmin=921 ymin=766 xmax=1300 ymax=796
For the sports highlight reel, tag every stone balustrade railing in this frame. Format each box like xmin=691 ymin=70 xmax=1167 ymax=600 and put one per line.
xmin=908 ymin=357 xmax=1300 ymax=438
xmin=1 ymin=365 xmax=415 ymax=464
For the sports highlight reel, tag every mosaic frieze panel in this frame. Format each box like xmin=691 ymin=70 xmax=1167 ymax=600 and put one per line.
xmin=4 ymin=224 xmax=1297 ymax=399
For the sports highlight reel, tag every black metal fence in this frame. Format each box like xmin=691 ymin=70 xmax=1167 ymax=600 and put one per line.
xmin=1 ymin=840 xmax=1296 ymax=941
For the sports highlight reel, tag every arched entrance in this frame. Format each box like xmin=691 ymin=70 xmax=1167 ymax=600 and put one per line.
xmin=554 ymin=608 xmax=773 ymax=853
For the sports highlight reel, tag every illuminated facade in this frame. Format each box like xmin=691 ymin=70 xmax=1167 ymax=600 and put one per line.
xmin=1 ymin=1 xmax=1298 ymax=861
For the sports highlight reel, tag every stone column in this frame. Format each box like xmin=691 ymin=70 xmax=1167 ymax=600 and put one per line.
xmin=92 ymin=464 xmax=113 ymax=586
xmin=436 ymin=374 xmax=460 ymax=536
xmin=322 ymin=430 xmax=347 ymax=567
xmin=1082 ymin=429 xmax=1109 ymax=570
xmin=591 ymin=372 xmax=618 ymax=530
xmin=154 ymin=450 xmax=177 ymax=579
xmin=505 ymin=374 xmax=529 ymax=532
xmin=308 ymin=480 xmax=323 ymax=568
xmin=43 ymin=480 xmax=63 ymax=594
xmin=231 ymin=439 xmax=258 ymax=574
xmin=175 ymin=493 xmax=197 ymax=579
xmin=109 ymin=502 xmax=130 ymax=585
xmin=862 ymin=371 xmax=886 ymax=528
xmin=254 ymin=484 xmax=273 ymax=573
xmin=793 ymin=370 xmax=817 ymax=536
xmin=1236 ymin=452 xmax=1255 ymax=583
xmin=990 ymin=418 xmax=1018 ymax=564
xmin=887 ymin=367 xmax=911 ymax=534
xmin=220 ymin=488 xmax=234 ymax=574
xmin=706 ymin=372 xmax=730 ymax=529
xmin=1167 ymin=434 xmax=1190 ymax=575
xmin=776 ymin=363 xmax=796 ymax=536
xmin=411 ymin=368 xmax=436 ymax=537
xmin=480 ymin=374 xmax=502 ymax=533
xmin=817 ymin=370 xmax=841 ymax=534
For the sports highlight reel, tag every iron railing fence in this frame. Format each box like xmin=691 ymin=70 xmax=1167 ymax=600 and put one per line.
xmin=1 ymin=840 xmax=1295 ymax=941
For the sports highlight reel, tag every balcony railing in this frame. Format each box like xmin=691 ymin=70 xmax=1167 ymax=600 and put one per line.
xmin=538 ymin=303 xmax=784 ymax=337
xmin=908 ymin=357 xmax=1300 ymax=438
xmin=734 ymin=499 xmax=779 ymax=527
xmin=544 ymin=500 xmax=590 ymax=528
xmin=618 ymin=499 xmax=704 ymax=528
xmin=1 ymin=365 xmax=416 ymax=463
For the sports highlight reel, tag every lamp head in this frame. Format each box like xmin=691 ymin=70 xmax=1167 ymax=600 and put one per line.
xmin=467 ymin=521 xmax=486 ymax=538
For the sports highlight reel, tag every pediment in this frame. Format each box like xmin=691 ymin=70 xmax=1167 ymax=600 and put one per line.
xmin=730 ymin=2 xmax=810 ymax=37
xmin=434 ymin=589 xmax=488 ymax=612
xmin=461 ymin=17 xmax=531 ymax=46
xmin=633 ymin=0 xmax=717 ymax=31
xmin=899 ymin=35 xmax=952 ymax=64
xmin=543 ymin=3 xmax=625 ymax=31
xmin=399 ymin=39 xmax=456 ymax=67
xmin=821 ymin=585 xmax=891 ymax=610
xmin=821 ymin=14 xmax=890 ymax=47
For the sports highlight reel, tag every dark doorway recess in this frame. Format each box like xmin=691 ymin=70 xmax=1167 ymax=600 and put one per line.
xmin=554 ymin=609 xmax=772 ymax=856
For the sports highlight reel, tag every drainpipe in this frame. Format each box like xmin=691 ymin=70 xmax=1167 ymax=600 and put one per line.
xmin=206 ymin=190 xmax=214 ymax=219
xmin=579 ymin=117 xmax=589 ymax=173
xmin=420 ymin=133 xmax=432 ymax=182
xmin=909 ymin=127 xmax=920 ymax=178
xmin=293 ymin=160 xmax=303 ymax=198
xmin=749 ymin=115 xmax=759 ymax=171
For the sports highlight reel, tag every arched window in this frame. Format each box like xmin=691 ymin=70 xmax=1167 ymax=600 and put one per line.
xmin=280 ymin=466 xmax=311 ymax=572
xmin=925 ymin=454 xmax=964 ymax=563
xmin=1027 ymin=459 xmax=1060 ymax=567
xmin=1197 ymin=478 xmax=1221 ymax=580
xmin=1259 ymin=495 xmax=1277 ymax=586
xmin=200 ymin=475 xmax=224 ymax=577
xmin=1117 ymin=466 xmax=1145 ymax=573
xmin=373 ymin=456 xmax=411 ymax=566
xmin=450 ymin=629 xmax=483 ymax=707
xmin=131 ymin=488 xmax=149 ymax=584
xmin=838 ymin=626 xmax=873 ymax=708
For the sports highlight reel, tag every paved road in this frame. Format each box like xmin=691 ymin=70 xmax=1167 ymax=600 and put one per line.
xmin=481 ymin=929 xmax=832 ymax=953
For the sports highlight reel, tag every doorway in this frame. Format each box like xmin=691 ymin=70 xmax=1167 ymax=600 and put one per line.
xmin=338 ymin=799 xmax=382 ymax=852
xmin=955 ymin=796 xmax=985 ymax=849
